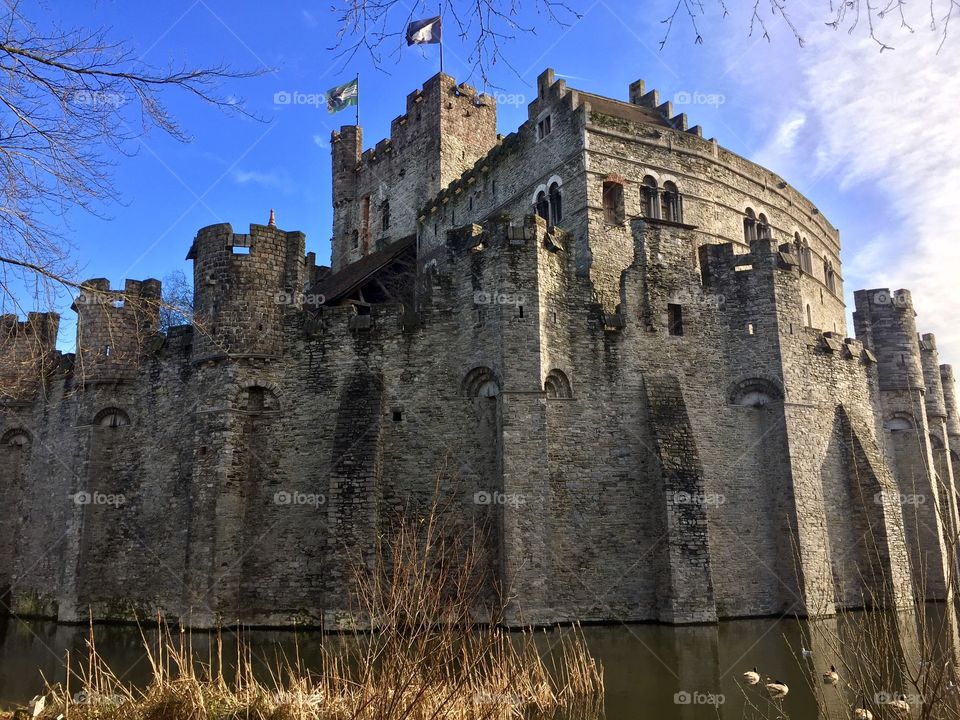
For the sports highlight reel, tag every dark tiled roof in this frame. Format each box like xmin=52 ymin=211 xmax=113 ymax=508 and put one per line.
xmin=311 ymin=235 xmax=415 ymax=303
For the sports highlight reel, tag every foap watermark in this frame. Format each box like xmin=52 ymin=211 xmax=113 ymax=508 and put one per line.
xmin=875 ymin=490 xmax=926 ymax=506
xmin=871 ymin=290 xmax=910 ymax=308
xmin=489 ymin=91 xmax=527 ymax=108
xmin=875 ymin=691 xmax=922 ymax=705
xmin=671 ymin=288 xmax=725 ymax=309
xmin=71 ymin=491 xmax=126 ymax=507
xmin=674 ymin=690 xmax=725 ymax=706
xmin=673 ymin=490 xmax=726 ymax=506
xmin=474 ymin=491 xmax=525 ymax=508
xmin=273 ymin=90 xmax=325 ymax=109
xmin=474 ymin=290 xmax=526 ymax=306
xmin=274 ymin=291 xmax=326 ymax=306
xmin=71 ymin=89 xmax=126 ymax=109
xmin=672 ymin=91 xmax=725 ymax=108
xmin=274 ymin=490 xmax=326 ymax=508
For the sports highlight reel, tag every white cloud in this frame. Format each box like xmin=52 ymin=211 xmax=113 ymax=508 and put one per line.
xmin=800 ymin=29 xmax=960 ymax=359
xmin=741 ymin=16 xmax=960 ymax=360
xmin=232 ymin=169 xmax=290 ymax=191
xmin=754 ymin=112 xmax=807 ymax=170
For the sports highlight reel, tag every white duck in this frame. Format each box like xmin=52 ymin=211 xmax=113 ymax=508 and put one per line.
xmin=765 ymin=679 xmax=789 ymax=698
xmin=852 ymin=700 xmax=873 ymax=720
xmin=742 ymin=667 xmax=760 ymax=685
xmin=822 ymin=664 xmax=839 ymax=685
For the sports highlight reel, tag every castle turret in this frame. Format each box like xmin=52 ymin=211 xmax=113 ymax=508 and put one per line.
xmin=853 ymin=289 xmax=925 ymax=392
xmin=0 ymin=312 xmax=60 ymax=401
xmin=920 ymin=334 xmax=948 ymax=420
xmin=329 ymin=73 xmax=498 ymax=270
xmin=853 ymin=288 xmax=951 ymax=601
xmin=73 ymin=278 xmax=160 ymax=383
xmin=330 ymin=126 xmax=362 ymax=272
xmin=941 ymin=364 xmax=960 ymax=443
xmin=187 ymin=222 xmax=305 ymax=361
xmin=918 ymin=333 xmax=960 ymax=560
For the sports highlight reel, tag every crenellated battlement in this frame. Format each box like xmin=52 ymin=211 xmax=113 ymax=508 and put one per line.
xmin=329 ymin=72 xmax=498 ymax=271
xmin=853 ymin=288 xmax=925 ymax=393
xmin=72 ymin=277 xmax=161 ymax=384
xmin=0 ymin=311 xmax=61 ymax=401
xmin=0 ymin=311 xmax=61 ymax=342
xmin=188 ymin=221 xmax=306 ymax=362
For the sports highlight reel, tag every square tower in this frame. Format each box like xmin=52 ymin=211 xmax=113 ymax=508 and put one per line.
xmin=330 ymin=72 xmax=498 ymax=271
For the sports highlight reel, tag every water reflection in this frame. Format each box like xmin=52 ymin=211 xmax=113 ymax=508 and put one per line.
xmin=0 ymin=608 xmax=957 ymax=718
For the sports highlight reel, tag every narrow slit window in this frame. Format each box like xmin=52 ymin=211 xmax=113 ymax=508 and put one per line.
xmin=667 ymin=304 xmax=684 ymax=336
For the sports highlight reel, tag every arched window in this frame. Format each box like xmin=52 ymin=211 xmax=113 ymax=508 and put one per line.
xmin=351 ymin=229 xmax=359 ymax=250
xmin=729 ymin=378 xmax=783 ymax=407
xmin=544 ymin=369 xmax=572 ymax=399
xmin=662 ymin=181 xmax=683 ymax=223
xmin=548 ymin=182 xmax=562 ymax=225
xmin=757 ymin=213 xmax=770 ymax=240
xmin=603 ymin=181 xmax=625 ymax=224
xmin=885 ymin=416 xmax=913 ymax=431
xmin=801 ymin=239 xmax=813 ymax=273
xmin=743 ymin=208 xmax=757 ymax=242
xmin=381 ymin=200 xmax=390 ymax=231
xmin=641 ymin=176 xmax=659 ymax=218
xmin=94 ymin=408 xmax=130 ymax=428
xmin=824 ymin=259 xmax=837 ymax=294
xmin=1 ymin=429 xmax=31 ymax=448
xmin=806 ymin=304 xmax=813 ymax=327
xmin=461 ymin=366 xmax=500 ymax=398
xmin=535 ymin=191 xmax=550 ymax=222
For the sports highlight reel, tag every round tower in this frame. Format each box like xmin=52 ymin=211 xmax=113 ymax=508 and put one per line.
xmin=919 ymin=333 xmax=948 ymax=419
xmin=941 ymin=365 xmax=960 ymax=440
xmin=330 ymin=126 xmax=362 ymax=272
xmin=853 ymin=289 xmax=925 ymax=392
xmin=187 ymin=222 xmax=305 ymax=361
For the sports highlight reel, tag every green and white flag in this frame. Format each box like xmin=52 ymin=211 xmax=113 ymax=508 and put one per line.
xmin=326 ymin=78 xmax=358 ymax=114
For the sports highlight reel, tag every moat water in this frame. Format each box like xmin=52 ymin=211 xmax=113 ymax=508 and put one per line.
xmin=0 ymin=611 xmax=951 ymax=718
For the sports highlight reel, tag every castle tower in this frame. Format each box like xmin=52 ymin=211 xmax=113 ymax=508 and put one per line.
xmin=941 ymin=364 xmax=960 ymax=455
xmin=187 ymin=222 xmax=305 ymax=361
xmin=329 ymin=73 xmax=498 ymax=271
xmin=73 ymin=279 xmax=161 ymax=383
xmin=0 ymin=312 xmax=60 ymax=401
xmin=854 ymin=289 xmax=951 ymax=600
xmin=919 ymin=333 xmax=960 ymax=553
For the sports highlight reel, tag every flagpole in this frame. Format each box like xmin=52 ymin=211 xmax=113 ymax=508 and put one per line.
xmin=438 ymin=2 xmax=444 ymax=74
xmin=355 ymin=72 xmax=360 ymax=127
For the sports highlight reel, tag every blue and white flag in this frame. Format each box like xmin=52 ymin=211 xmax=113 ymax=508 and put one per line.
xmin=406 ymin=16 xmax=441 ymax=45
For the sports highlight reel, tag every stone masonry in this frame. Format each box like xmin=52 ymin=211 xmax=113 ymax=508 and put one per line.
xmin=1 ymin=69 xmax=957 ymax=627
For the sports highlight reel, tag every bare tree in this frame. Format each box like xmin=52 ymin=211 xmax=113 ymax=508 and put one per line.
xmin=0 ymin=0 xmax=261 ymax=317
xmin=158 ymin=270 xmax=193 ymax=333
xmin=330 ymin=0 xmax=582 ymax=86
xmin=331 ymin=0 xmax=952 ymax=86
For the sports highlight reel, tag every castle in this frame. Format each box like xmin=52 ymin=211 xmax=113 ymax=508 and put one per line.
xmin=1 ymin=69 xmax=958 ymax=627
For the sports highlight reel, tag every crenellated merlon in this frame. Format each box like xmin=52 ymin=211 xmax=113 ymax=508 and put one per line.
xmin=72 ymin=278 xmax=162 ymax=384
xmin=0 ymin=311 xmax=62 ymax=401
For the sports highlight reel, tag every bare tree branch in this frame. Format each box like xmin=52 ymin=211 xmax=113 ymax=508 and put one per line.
xmin=0 ymin=0 xmax=263 ymax=326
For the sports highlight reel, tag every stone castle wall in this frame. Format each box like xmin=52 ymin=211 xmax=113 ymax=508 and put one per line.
xmin=1 ymin=70 xmax=957 ymax=628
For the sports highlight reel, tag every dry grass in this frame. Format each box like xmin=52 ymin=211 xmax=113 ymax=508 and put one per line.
xmin=18 ymin=496 xmax=603 ymax=720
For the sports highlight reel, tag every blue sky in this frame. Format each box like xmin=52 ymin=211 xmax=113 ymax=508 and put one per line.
xmin=19 ymin=1 xmax=960 ymax=358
